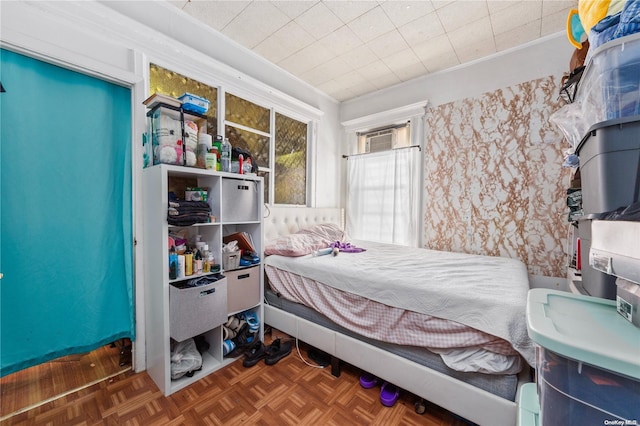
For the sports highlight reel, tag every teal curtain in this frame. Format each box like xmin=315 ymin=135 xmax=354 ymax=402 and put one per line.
xmin=0 ymin=49 xmax=134 ymax=376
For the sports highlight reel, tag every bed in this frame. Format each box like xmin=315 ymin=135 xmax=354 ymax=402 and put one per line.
xmin=262 ymin=206 xmax=533 ymax=426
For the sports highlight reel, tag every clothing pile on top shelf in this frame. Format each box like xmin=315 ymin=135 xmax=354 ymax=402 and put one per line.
xmin=167 ymin=199 xmax=211 ymax=226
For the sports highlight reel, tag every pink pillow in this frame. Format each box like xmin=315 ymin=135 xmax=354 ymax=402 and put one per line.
xmin=264 ymin=233 xmax=330 ymax=257
xmin=296 ymin=223 xmax=344 ymax=242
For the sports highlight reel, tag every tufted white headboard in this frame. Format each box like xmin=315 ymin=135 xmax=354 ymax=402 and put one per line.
xmin=263 ymin=206 xmax=344 ymax=243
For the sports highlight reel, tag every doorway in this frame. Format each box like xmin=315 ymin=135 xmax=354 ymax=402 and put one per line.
xmin=0 ymin=49 xmax=135 ymax=416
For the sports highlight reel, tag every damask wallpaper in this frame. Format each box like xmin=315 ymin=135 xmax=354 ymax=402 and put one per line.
xmin=423 ymin=75 xmax=571 ymax=278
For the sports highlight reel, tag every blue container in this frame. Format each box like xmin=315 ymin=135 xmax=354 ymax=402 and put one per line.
xmin=179 ymin=93 xmax=210 ymax=114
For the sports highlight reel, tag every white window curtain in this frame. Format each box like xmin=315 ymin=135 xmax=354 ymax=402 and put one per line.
xmin=346 ymin=147 xmax=420 ymax=246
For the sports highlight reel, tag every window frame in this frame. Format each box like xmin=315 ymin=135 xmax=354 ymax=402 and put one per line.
xmin=221 ymin=89 xmax=313 ymax=206
xmin=146 ymin=59 xmax=316 ymax=206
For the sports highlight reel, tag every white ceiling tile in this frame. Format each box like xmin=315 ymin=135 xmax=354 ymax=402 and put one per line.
xmin=222 ymin=1 xmax=291 ymax=48
xmin=295 ymin=2 xmax=344 ymax=39
xmin=253 ymin=21 xmax=315 ymax=64
xmin=338 ymin=44 xmax=379 ymax=68
xmin=317 ymin=25 xmax=364 ymax=56
xmin=382 ymin=49 xmax=428 ymax=80
xmin=447 ymin=15 xmax=494 ymax=52
xmin=495 ymin=18 xmax=541 ymax=51
xmin=347 ymin=6 xmax=396 ymax=43
xmin=490 ymin=1 xmax=542 ymax=36
xmin=301 ymin=56 xmax=354 ymax=86
xmin=379 ymin=1 xmax=435 ymax=27
xmin=369 ymin=71 xmax=402 ymax=89
xmin=454 ymin=36 xmax=497 ymax=63
xmin=542 ymin=0 xmax=578 ymax=17
xmin=431 ymin=1 xmax=454 ymax=10
xmin=398 ymin=11 xmax=445 ymax=46
xmin=317 ymin=79 xmax=357 ymax=101
xmin=486 ymin=1 xmax=518 ymax=15
xmin=357 ymin=59 xmax=394 ymax=80
xmin=541 ymin=5 xmax=573 ymax=36
xmin=411 ymin=34 xmax=459 ymax=72
xmin=366 ymin=29 xmax=410 ymax=59
xmin=271 ymin=1 xmax=319 ymax=20
xmin=394 ymin=61 xmax=429 ymax=81
xmin=335 ymin=70 xmax=372 ymax=88
xmin=323 ymin=1 xmax=379 ymax=24
xmin=436 ymin=0 xmax=489 ymax=33
xmin=277 ymin=40 xmax=335 ymax=75
xmin=180 ymin=1 xmax=251 ymax=31
xmin=168 ymin=0 xmax=576 ymax=101
xmin=348 ymin=81 xmax=380 ymax=99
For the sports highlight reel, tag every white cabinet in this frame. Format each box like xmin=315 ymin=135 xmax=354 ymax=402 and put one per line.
xmin=143 ymin=164 xmax=263 ymax=396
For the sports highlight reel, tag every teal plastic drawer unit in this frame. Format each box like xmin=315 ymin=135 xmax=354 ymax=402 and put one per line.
xmin=526 ymin=289 xmax=640 ymax=425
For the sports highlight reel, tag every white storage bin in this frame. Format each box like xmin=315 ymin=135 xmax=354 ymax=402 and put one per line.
xmin=169 ymin=275 xmax=227 ymax=342
xmin=221 ymin=178 xmax=259 ymax=222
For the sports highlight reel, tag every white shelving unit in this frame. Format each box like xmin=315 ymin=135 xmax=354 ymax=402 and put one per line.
xmin=143 ymin=164 xmax=264 ymax=396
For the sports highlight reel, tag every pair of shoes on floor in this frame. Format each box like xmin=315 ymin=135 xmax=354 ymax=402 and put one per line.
xmin=359 ymin=373 xmax=400 ymax=407
xmin=242 ymin=338 xmax=292 ymax=368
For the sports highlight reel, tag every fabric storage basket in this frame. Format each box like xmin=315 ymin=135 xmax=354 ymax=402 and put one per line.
xmin=169 ymin=275 xmax=227 ymax=342
xmin=222 ymin=251 xmax=240 ymax=271
xmin=221 ymin=179 xmax=259 ymax=222
xmin=226 ymin=265 xmax=260 ymax=313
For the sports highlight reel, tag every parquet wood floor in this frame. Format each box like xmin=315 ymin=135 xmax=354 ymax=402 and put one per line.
xmin=1 ymin=331 xmax=471 ymax=425
xmin=0 ymin=341 xmax=130 ymax=419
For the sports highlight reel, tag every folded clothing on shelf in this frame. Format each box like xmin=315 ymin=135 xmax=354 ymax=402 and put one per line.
xmin=167 ymin=200 xmax=211 ymax=226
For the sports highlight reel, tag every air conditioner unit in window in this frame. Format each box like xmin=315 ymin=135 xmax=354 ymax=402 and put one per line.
xmin=365 ymin=129 xmax=396 ymax=153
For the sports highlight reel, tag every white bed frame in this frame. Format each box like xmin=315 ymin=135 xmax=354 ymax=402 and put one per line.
xmin=263 ymin=206 xmax=528 ymax=426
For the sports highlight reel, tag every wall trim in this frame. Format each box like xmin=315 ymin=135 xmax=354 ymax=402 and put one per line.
xmin=341 ymin=100 xmax=429 ymax=133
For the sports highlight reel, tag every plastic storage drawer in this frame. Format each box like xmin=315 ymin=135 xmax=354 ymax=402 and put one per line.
xmin=226 ymin=265 xmax=260 ymax=314
xmin=537 ymin=348 xmax=640 ymax=425
xmin=527 ymin=289 xmax=640 ymax=426
xmin=221 ymin=178 xmax=259 ymax=222
xmin=169 ymin=275 xmax=227 ymax=342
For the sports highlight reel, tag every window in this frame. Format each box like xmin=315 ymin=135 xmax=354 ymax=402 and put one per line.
xmin=347 ymin=122 xmax=419 ymax=246
xmin=346 ymin=147 xmax=420 ymax=246
xmin=274 ymin=112 xmax=307 ymax=205
xmin=149 ymin=64 xmax=218 ymax=135
xmin=149 ymin=63 xmax=309 ymax=205
xmin=225 ymin=94 xmax=308 ymax=205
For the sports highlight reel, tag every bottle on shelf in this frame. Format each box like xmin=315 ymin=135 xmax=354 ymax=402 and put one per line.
xmin=184 ymin=247 xmax=193 ymax=276
xmin=202 ymin=244 xmax=211 ymax=273
xmin=169 ymin=246 xmax=178 ymax=280
xmin=221 ymin=137 xmax=232 ymax=172
xmin=238 ymin=154 xmax=244 ymax=175
xmin=213 ymin=136 xmax=223 ymax=171
xmin=194 ymin=248 xmax=203 ymax=275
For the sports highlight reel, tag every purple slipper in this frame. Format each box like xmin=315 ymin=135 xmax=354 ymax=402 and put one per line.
xmin=380 ymin=382 xmax=400 ymax=407
xmin=359 ymin=373 xmax=378 ymax=389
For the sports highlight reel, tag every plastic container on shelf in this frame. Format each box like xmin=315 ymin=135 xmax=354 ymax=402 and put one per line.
xmin=577 ymin=32 xmax=640 ymax=124
xmin=527 ymin=289 xmax=640 ymax=426
xmin=221 ymin=138 xmax=232 ymax=172
xmin=575 ymin=115 xmax=640 ymax=215
xmin=178 ymin=93 xmax=210 ymax=114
